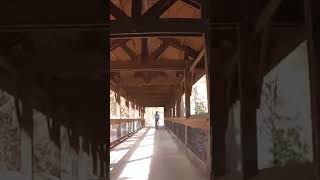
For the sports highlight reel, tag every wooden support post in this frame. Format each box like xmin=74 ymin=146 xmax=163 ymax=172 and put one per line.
xmin=184 ymin=54 xmax=192 ymax=150
xmin=176 ymin=95 xmax=181 ymax=117
xmin=204 ymin=27 xmax=229 ymax=177
xmin=99 ymin=146 xmax=105 ymax=177
xmin=184 ymin=59 xmax=192 ymax=118
xmin=211 ymin=74 xmax=228 ymax=177
xmin=164 ymin=106 xmax=168 ymax=118
xmin=141 ymin=38 xmax=148 ymax=64
xmin=139 ymin=106 xmax=141 ymax=118
xmin=305 ymin=0 xmax=320 ymax=179
xmin=201 ymin=0 xmax=215 ymax=175
xmin=238 ymin=22 xmax=260 ymax=179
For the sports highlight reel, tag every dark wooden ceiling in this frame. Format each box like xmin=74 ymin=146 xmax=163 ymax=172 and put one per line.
xmin=109 ymin=0 xmax=305 ymax=107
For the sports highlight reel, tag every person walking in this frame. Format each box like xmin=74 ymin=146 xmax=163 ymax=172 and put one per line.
xmin=154 ymin=111 xmax=160 ymax=129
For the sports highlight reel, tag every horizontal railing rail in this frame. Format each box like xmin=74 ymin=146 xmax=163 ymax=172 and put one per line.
xmin=110 ymin=118 xmax=145 ymax=149
xmin=165 ymin=114 xmax=209 ymax=129
xmin=110 ymin=118 xmax=144 ymax=124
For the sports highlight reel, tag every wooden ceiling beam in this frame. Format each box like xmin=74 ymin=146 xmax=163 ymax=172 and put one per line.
xmin=110 ymin=60 xmax=186 ymax=71
xmin=110 ymin=19 xmax=206 ymax=38
xmin=141 ymin=38 xmax=148 ymax=64
xmin=142 ymin=0 xmax=177 ymax=19
xmin=122 ymin=84 xmax=176 ymax=90
xmin=159 ymin=38 xmax=199 ymax=58
xmin=190 ymin=48 xmax=205 ymax=72
xmin=111 ymin=39 xmax=129 ymax=51
xmin=149 ymin=41 xmax=170 ymax=61
xmin=120 ymin=44 xmax=136 ymax=61
xmin=132 ymin=0 xmax=142 ymax=19
xmin=110 ymin=1 xmax=131 ymax=21
xmin=181 ymin=0 xmax=201 ymax=9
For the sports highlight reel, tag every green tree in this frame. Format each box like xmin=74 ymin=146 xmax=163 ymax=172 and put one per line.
xmin=192 ymin=86 xmax=207 ymax=114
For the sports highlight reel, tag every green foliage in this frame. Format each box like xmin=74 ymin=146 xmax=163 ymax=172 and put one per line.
xmin=192 ymin=86 xmax=207 ymax=114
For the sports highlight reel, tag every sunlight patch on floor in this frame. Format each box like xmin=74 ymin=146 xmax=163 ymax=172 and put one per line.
xmin=118 ymin=157 xmax=152 ymax=180
xmin=118 ymin=128 xmax=155 ymax=180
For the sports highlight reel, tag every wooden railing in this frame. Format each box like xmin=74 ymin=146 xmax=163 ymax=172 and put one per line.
xmin=110 ymin=118 xmax=145 ymax=148
xmin=165 ymin=114 xmax=209 ymax=129
xmin=165 ymin=113 xmax=209 ymax=165
xmin=110 ymin=118 xmax=145 ymax=125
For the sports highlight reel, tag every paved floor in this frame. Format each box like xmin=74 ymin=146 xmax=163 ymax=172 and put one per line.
xmin=110 ymin=127 xmax=209 ymax=180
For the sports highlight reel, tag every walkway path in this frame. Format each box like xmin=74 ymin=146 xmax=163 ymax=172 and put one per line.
xmin=110 ymin=127 xmax=209 ymax=180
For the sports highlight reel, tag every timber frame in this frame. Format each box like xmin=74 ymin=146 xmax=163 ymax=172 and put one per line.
xmin=109 ymin=0 xmax=319 ymax=179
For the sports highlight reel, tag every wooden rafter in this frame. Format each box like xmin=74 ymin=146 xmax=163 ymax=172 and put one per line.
xmin=111 ymin=39 xmax=129 ymax=51
xmin=189 ymin=48 xmax=205 ymax=72
xmin=149 ymin=41 xmax=170 ymax=61
xmin=110 ymin=60 xmax=186 ymax=71
xmin=181 ymin=0 xmax=201 ymax=9
xmin=159 ymin=38 xmax=199 ymax=58
xmin=110 ymin=18 xmax=206 ymax=38
xmin=141 ymin=38 xmax=148 ymax=64
xmin=132 ymin=0 xmax=142 ymax=18
xmin=142 ymin=0 xmax=177 ymax=19
xmin=109 ymin=2 xmax=131 ymax=21
xmin=120 ymin=44 xmax=136 ymax=61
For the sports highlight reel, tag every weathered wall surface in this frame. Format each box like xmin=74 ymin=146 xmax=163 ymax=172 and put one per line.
xmin=33 ymin=110 xmax=60 ymax=180
xmin=0 ymin=90 xmax=25 ymax=180
xmin=0 ymin=86 xmax=107 ymax=180
xmin=225 ymin=42 xmax=313 ymax=172
xmin=225 ymin=101 xmax=242 ymax=174
xmin=257 ymin=42 xmax=313 ymax=169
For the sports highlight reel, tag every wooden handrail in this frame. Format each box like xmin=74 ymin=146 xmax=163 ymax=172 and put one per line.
xmin=165 ymin=114 xmax=209 ymax=129
xmin=110 ymin=118 xmax=144 ymax=125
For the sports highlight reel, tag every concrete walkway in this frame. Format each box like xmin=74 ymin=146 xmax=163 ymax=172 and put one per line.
xmin=110 ymin=127 xmax=209 ymax=180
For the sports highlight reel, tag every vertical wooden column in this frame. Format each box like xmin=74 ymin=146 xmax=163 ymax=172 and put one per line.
xmin=203 ymin=31 xmax=229 ymax=178
xmin=172 ymin=96 xmax=176 ymax=117
xmin=98 ymin=146 xmax=105 ymax=178
xmin=184 ymin=55 xmax=192 ymax=148
xmin=305 ymin=0 xmax=320 ymax=179
xmin=176 ymin=93 xmax=181 ymax=117
xmin=200 ymin=0 xmax=215 ymax=175
xmin=184 ymin=59 xmax=192 ymax=118
xmin=116 ymin=92 xmax=121 ymax=119
xmin=133 ymin=104 xmax=136 ymax=130
xmin=202 ymin=0 xmax=228 ymax=174
xmin=238 ymin=22 xmax=260 ymax=179
xmin=211 ymin=73 xmax=229 ymax=177
xmin=138 ymin=106 xmax=141 ymax=118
